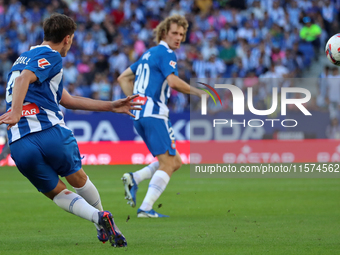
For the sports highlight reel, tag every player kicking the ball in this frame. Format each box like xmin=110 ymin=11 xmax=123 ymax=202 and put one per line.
xmin=118 ymin=15 xmax=205 ymax=218
xmin=0 ymin=14 xmax=142 ymax=247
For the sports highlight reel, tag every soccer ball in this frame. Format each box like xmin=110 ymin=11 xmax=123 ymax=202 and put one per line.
xmin=325 ymin=34 xmax=340 ymax=66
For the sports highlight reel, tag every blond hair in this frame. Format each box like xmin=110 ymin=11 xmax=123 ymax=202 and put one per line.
xmin=153 ymin=15 xmax=189 ymax=44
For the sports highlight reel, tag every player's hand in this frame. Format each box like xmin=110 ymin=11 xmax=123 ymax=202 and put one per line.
xmin=111 ymin=94 xmax=142 ymax=118
xmin=0 ymin=111 xmax=21 ymax=130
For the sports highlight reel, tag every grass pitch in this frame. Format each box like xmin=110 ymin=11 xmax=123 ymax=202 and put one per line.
xmin=0 ymin=165 xmax=339 ymax=255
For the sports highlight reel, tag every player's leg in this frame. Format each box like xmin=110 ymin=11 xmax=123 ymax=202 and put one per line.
xmin=135 ymin=118 xmax=182 ymax=217
xmin=49 ymin=125 xmax=126 ymax=246
xmin=44 ymin=179 xmax=101 ymax=224
xmin=137 ymin=150 xmax=182 ymax=218
xmin=49 ymin=174 xmax=126 ymax=247
xmin=122 ymin=119 xmax=150 ymax=207
xmin=131 ymin=161 xmax=159 ymax=185
xmin=10 ymin=126 xmax=126 ymax=246
xmin=122 ymin=161 xmax=159 ymax=207
xmin=65 ymin=168 xmax=108 ymax=241
xmin=10 ymin=134 xmax=100 ymax=225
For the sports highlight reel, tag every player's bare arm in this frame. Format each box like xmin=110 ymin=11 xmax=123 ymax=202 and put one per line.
xmin=117 ymin=67 xmax=135 ymax=96
xmin=60 ymin=89 xmax=142 ymax=117
xmin=166 ymin=73 xmax=206 ymax=98
xmin=0 ymin=70 xmax=37 ymax=129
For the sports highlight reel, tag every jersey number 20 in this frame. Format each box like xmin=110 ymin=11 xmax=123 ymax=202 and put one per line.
xmin=133 ymin=63 xmax=150 ymax=95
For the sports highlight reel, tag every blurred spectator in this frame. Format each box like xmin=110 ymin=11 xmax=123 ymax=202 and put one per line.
xmin=193 ymin=52 xmax=208 ymax=78
xmin=125 ymin=3 xmax=144 ymax=21
xmin=326 ymin=118 xmax=340 ymax=139
xmin=322 ymin=0 xmax=336 ymax=37
xmin=317 ymin=65 xmax=330 ymax=108
xmin=205 ymin=54 xmax=226 ymax=78
xmin=64 ymin=61 xmax=79 ymax=85
xmin=170 ymin=1 xmax=186 ymax=17
xmin=82 ymin=33 xmax=96 ymax=56
xmin=195 ymin=0 xmax=212 ymax=15
xmin=95 ymin=54 xmax=109 ymax=74
xmin=244 ymin=71 xmax=259 ymax=88
xmin=91 ymin=73 xmax=111 ymax=101
xmin=219 ymin=22 xmax=236 ymax=42
xmin=300 ymin=16 xmax=321 ymax=58
xmin=219 ymin=40 xmax=236 ymax=66
xmin=74 ymin=23 xmax=87 ymax=47
xmin=201 ymin=40 xmax=219 ymax=60
xmin=237 ymin=21 xmax=252 ymax=41
xmin=133 ymin=34 xmax=146 ymax=58
xmin=189 ymin=24 xmax=204 ymax=44
xmin=271 ymin=45 xmax=285 ymax=64
xmin=112 ymin=80 xmax=123 ymax=101
xmin=270 ymin=0 xmax=285 ymax=27
xmin=67 ymin=82 xmax=84 ymax=97
xmin=109 ymin=49 xmax=128 ymax=75
xmin=287 ymin=1 xmax=301 ymax=28
xmin=138 ymin=21 xmax=153 ymax=43
xmin=326 ymin=67 xmax=340 ymax=119
xmin=111 ymin=2 xmax=124 ymax=25
xmin=0 ymin=53 xmax=12 ymax=80
xmin=249 ymin=0 xmax=264 ymax=20
xmin=242 ymin=47 xmax=258 ymax=71
xmin=90 ymin=4 xmax=106 ymax=24
xmin=91 ymin=24 xmax=108 ymax=45
xmin=17 ymin=34 xmax=29 ymax=55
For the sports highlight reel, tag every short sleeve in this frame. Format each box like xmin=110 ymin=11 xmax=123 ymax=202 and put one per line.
xmin=130 ymin=61 xmax=139 ymax=74
xmin=159 ymin=50 xmax=178 ymax=78
xmin=24 ymin=51 xmax=62 ymax=83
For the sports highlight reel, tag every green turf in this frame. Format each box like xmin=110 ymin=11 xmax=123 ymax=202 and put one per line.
xmin=0 ymin=165 xmax=339 ymax=255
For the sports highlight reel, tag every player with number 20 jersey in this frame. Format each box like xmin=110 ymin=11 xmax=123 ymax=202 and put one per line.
xmin=130 ymin=41 xmax=178 ymax=156
xmin=118 ymin=15 xmax=205 ymax=218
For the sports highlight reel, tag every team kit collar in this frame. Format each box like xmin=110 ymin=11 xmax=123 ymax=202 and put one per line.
xmin=159 ymin=40 xmax=170 ymax=49
xmin=30 ymin=45 xmax=52 ymax=50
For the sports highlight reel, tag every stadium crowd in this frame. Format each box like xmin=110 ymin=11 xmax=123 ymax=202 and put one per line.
xmin=0 ymin=0 xmax=339 ymax=114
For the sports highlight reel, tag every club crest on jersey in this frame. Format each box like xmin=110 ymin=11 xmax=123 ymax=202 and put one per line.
xmin=169 ymin=60 xmax=176 ymax=69
xmin=171 ymin=140 xmax=176 ymax=149
xmin=38 ymin=58 xmax=51 ymax=69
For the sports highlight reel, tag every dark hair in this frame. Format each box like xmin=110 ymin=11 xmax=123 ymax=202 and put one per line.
xmin=43 ymin=13 xmax=77 ymax=43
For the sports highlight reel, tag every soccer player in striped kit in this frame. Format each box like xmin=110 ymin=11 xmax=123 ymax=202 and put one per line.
xmin=118 ymin=15 xmax=205 ymax=217
xmin=0 ymin=13 xmax=141 ymax=247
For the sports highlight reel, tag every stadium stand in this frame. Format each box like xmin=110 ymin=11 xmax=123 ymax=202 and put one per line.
xmin=0 ymin=0 xmax=339 ymax=114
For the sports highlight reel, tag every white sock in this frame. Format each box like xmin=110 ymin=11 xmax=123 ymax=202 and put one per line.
xmin=139 ymin=170 xmax=170 ymax=211
xmin=74 ymin=176 xmax=103 ymax=230
xmin=53 ymin=189 xmax=99 ymax=224
xmin=133 ymin=161 xmax=159 ymax=185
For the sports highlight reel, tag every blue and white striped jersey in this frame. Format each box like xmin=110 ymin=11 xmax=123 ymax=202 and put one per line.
xmin=130 ymin=41 xmax=178 ymax=120
xmin=6 ymin=45 xmax=67 ymax=144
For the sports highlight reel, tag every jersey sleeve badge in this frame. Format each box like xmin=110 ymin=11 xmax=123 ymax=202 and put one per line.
xmin=38 ymin=58 xmax=51 ymax=69
xmin=169 ymin=60 xmax=177 ymax=69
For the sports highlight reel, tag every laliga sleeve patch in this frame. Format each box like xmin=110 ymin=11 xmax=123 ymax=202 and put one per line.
xmin=38 ymin=58 xmax=51 ymax=69
xmin=169 ymin=60 xmax=177 ymax=69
